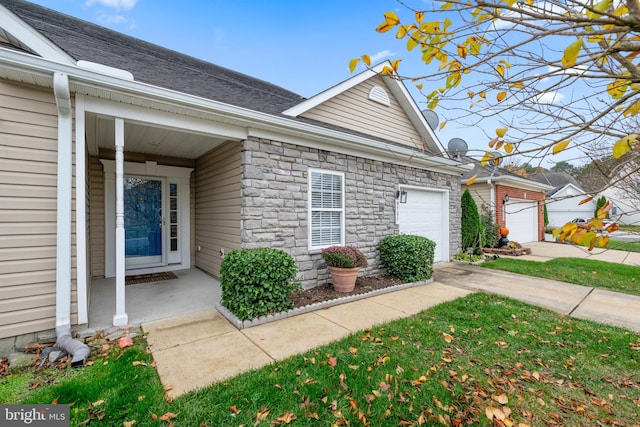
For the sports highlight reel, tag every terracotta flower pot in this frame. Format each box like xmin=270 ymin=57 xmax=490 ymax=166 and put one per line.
xmin=328 ymin=266 xmax=360 ymax=292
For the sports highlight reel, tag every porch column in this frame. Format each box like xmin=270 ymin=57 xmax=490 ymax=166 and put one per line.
xmin=113 ymin=118 xmax=128 ymax=326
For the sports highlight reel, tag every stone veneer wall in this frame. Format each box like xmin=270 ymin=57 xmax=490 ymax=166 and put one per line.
xmin=241 ymin=138 xmax=462 ymax=289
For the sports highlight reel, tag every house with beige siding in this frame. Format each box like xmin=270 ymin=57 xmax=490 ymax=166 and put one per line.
xmin=0 ymin=0 xmax=467 ymax=349
xmin=463 ymin=164 xmax=552 ymax=243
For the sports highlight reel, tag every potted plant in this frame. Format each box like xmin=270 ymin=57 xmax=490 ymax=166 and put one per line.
xmin=321 ymin=246 xmax=368 ymax=292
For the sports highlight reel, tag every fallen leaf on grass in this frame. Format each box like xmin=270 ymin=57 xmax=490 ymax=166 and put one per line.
xmin=229 ymin=405 xmax=240 ymax=415
xmin=118 ymin=337 xmax=133 ymax=348
xmin=160 ymin=412 xmax=177 ymax=421
xmin=132 ymin=361 xmax=146 ymax=366
xmin=271 ymin=411 xmax=296 ymax=425
xmin=123 ymin=420 xmax=136 ymax=427
xmin=255 ymin=407 xmax=270 ymax=421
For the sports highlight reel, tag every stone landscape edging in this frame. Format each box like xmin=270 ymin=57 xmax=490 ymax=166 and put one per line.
xmin=215 ymin=278 xmax=433 ymax=330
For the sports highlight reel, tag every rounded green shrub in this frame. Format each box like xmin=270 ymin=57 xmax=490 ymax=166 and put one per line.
xmin=378 ymin=234 xmax=435 ymax=282
xmin=220 ymin=248 xmax=299 ymax=320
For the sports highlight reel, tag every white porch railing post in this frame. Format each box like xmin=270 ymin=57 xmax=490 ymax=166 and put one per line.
xmin=113 ymin=118 xmax=128 ymax=326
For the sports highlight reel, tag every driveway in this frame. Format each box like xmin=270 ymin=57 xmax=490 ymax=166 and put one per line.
xmin=509 ymin=241 xmax=640 ymax=266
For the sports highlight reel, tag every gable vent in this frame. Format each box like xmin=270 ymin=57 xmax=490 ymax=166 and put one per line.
xmin=368 ymin=85 xmax=390 ymax=106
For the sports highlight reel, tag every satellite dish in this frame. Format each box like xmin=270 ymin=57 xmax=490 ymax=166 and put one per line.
xmin=421 ymin=109 xmax=439 ymax=130
xmin=447 ymin=138 xmax=468 ymax=159
xmin=490 ymin=151 xmax=503 ymax=166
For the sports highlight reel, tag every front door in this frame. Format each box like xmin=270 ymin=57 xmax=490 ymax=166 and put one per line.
xmin=124 ymin=177 xmax=164 ymax=268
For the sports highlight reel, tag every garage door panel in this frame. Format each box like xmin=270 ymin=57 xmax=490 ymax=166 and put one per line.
xmin=398 ymin=189 xmax=448 ymax=262
xmin=505 ymin=200 xmax=537 ymax=243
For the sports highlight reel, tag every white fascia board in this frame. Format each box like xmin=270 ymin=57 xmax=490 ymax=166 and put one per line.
xmin=475 ymin=174 xmax=553 ymax=192
xmin=0 ymin=4 xmax=75 ymax=64
xmin=81 ymin=96 xmax=248 ymax=140
xmin=0 ymin=49 xmax=467 ymax=175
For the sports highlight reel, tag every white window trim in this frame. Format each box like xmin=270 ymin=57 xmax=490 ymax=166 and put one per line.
xmin=308 ymin=168 xmax=345 ymax=250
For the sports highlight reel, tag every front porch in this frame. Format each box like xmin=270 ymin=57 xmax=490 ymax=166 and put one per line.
xmin=88 ymin=268 xmax=221 ymax=330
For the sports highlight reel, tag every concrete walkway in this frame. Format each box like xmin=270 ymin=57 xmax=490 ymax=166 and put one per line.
xmin=142 ymin=242 xmax=640 ymax=399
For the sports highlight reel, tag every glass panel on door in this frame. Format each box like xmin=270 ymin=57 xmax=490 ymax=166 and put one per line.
xmin=124 ymin=177 xmax=163 ymax=267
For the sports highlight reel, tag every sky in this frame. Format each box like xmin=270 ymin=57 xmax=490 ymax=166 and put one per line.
xmin=23 ymin=0 xmax=580 ymax=167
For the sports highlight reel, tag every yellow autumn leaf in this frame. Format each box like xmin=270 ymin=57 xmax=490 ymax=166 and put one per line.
xmin=458 ymin=45 xmax=468 ymax=59
xmin=587 ymin=0 xmax=610 ymax=18
xmin=571 ymin=228 xmax=587 ymax=244
xmin=504 ymin=143 xmax=514 ymax=153
xmin=362 ymin=55 xmax=370 ymax=66
xmin=496 ymin=64 xmax=505 ymax=78
xmin=511 ymin=81 xmax=525 ymax=89
xmin=441 ymin=2 xmax=454 ymax=10
xmin=598 ymin=235 xmax=610 ymax=248
xmin=584 ymin=231 xmax=597 ymax=250
xmin=407 ymin=34 xmax=419 ymax=51
xmin=415 ymin=83 xmax=423 ymax=90
xmin=376 ymin=11 xmax=400 ymax=33
xmin=552 ymin=140 xmax=570 ymax=155
xmin=562 ymin=38 xmax=583 ymax=68
xmin=349 ymin=58 xmax=360 ymax=73
xmin=480 ymin=151 xmax=492 ymax=166
xmin=391 ymin=59 xmax=401 ymax=71
xmin=439 ymin=120 xmax=447 ymax=130
xmin=381 ymin=66 xmax=394 ymax=75
xmin=478 ymin=91 xmax=486 ymax=99
xmin=396 ymin=25 xmax=409 ymax=39
xmin=597 ymin=200 xmax=612 ymax=218
xmin=416 ymin=11 xmax=424 ymax=22
xmin=612 ymin=134 xmax=637 ymax=158
xmin=496 ymin=91 xmax=507 ymax=102
xmin=467 ymin=90 xmax=475 ymax=98
xmin=496 ymin=127 xmax=508 ymax=138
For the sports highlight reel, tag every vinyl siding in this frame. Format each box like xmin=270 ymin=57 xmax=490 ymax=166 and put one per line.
xmin=0 ymin=81 xmax=77 ymax=339
xmin=300 ymin=75 xmax=425 ymax=150
xmin=194 ymin=141 xmax=241 ymax=277
xmin=88 ymin=156 xmax=105 ymax=277
xmin=467 ymin=184 xmax=493 ymax=210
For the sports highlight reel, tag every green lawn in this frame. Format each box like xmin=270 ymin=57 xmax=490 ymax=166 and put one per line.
xmin=607 ymin=239 xmax=640 ymax=253
xmin=482 ymin=257 xmax=640 ymax=296
xmin=4 ymin=293 xmax=640 ymax=426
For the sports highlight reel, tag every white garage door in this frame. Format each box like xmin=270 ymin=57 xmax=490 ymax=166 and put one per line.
xmin=398 ymin=188 xmax=448 ymax=262
xmin=505 ymin=200 xmax=538 ymax=243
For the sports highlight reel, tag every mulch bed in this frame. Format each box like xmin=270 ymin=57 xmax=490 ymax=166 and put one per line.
xmin=125 ymin=271 xmax=177 ymax=286
xmin=289 ymin=274 xmax=406 ymax=309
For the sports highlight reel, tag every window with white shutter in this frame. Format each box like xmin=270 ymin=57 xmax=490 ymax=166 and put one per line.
xmin=308 ymin=169 xmax=345 ymax=249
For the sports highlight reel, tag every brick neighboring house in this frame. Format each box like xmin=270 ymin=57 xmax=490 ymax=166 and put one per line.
xmin=462 ymin=164 xmax=552 ymax=243
xmin=0 ymin=0 xmax=468 ymax=345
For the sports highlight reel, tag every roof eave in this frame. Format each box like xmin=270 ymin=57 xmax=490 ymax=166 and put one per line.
xmin=0 ymin=48 xmax=469 ymax=176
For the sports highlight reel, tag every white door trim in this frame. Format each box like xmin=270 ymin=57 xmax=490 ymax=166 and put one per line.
xmin=397 ymin=185 xmax=450 ymax=262
xmin=101 ymin=160 xmax=193 ymax=277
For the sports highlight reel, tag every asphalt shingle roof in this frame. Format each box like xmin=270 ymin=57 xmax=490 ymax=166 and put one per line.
xmin=1 ymin=0 xmax=305 ymax=115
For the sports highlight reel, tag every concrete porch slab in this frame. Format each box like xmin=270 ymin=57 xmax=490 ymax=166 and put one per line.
xmin=241 ymin=313 xmax=351 ymax=361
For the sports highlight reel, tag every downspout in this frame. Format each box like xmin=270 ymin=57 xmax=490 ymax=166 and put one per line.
xmin=53 ymin=72 xmax=90 ymax=367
